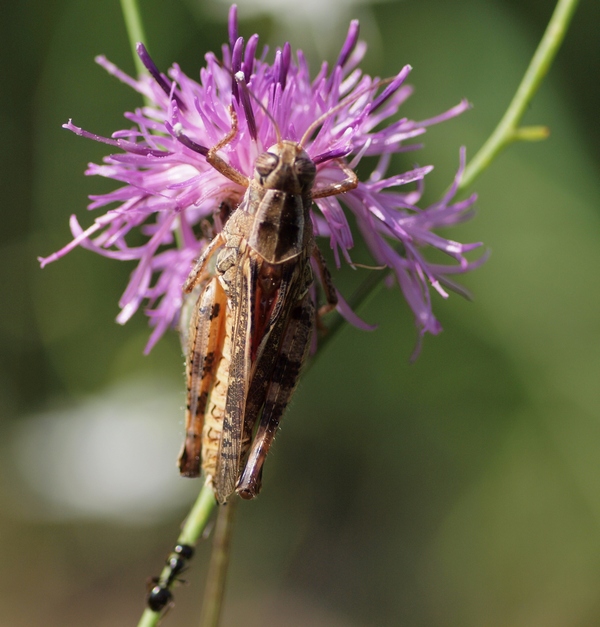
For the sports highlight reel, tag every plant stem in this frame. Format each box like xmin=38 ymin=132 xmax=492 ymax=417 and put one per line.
xmin=199 ymin=500 xmax=238 ymax=627
xmin=137 ymin=484 xmax=217 ymax=627
xmin=119 ymin=0 xmax=154 ymax=109
xmin=458 ymin=0 xmax=580 ymax=190
xmin=119 ymin=0 xmax=149 ymax=78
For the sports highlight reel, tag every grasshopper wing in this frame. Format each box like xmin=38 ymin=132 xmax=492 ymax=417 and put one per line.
xmin=214 ymin=252 xmax=303 ymax=502
xmin=214 ymin=252 xmax=256 ymax=502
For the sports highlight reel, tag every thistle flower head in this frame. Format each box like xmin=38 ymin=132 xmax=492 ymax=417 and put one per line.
xmin=40 ymin=6 xmax=484 ymax=356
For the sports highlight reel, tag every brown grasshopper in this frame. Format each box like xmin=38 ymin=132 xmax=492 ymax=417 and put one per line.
xmin=178 ymin=107 xmax=358 ymax=504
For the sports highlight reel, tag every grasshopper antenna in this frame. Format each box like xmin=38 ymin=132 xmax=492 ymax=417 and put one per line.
xmin=234 ymin=71 xmax=283 ymax=147
xmin=299 ymin=72 xmax=406 ymax=149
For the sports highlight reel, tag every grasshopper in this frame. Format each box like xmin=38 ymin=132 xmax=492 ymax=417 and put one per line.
xmin=178 ymin=106 xmax=358 ymax=504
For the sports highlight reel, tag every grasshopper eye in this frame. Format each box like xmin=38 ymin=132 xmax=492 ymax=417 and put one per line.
xmin=294 ymin=157 xmax=316 ymax=188
xmin=255 ymin=152 xmax=279 ymax=178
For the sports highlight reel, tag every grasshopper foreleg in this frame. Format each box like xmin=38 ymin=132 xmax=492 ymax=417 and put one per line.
xmin=206 ymin=106 xmax=250 ymax=188
xmin=311 ymin=160 xmax=358 ymax=199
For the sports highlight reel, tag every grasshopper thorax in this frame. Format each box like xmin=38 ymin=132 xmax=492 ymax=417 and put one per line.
xmin=246 ymin=140 xmax=316 ymax=264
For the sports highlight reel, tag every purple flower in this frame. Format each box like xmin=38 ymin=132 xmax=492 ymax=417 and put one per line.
xmin=39 ymin=6 xmax=484 ymax=356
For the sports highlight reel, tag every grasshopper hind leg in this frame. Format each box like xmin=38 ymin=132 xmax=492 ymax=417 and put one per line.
xmin=236 ymin=292 xmax=315 ymax=499
xmin=312 ymin=246 xmax=338 ymax=319
xmin=179 ymin=277 xmax=227 ymax=477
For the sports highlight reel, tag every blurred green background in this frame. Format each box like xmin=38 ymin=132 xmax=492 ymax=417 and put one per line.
xmin=2 ymin=0 xmax=599 ymax=625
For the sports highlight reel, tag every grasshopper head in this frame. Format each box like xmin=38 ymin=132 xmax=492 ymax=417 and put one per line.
xmin=254 ymin=140 xmax=316 ymax=196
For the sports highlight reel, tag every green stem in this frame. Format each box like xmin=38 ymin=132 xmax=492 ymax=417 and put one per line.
xmin=136 ymin=484 xmax=217 ymax=627
xmin=119 ymin=0 xmax=149 ymax=78
xmin=199 ymin=500 xmax=238 ymax=627
xmin=458 ymin=0 xmax=580 ymax=190
xmin=119 ymin=0 xmax=154 ymax=108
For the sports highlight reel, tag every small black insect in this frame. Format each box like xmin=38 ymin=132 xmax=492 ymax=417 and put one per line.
xmin=146 ymin=543 xmax=195 ymax=612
